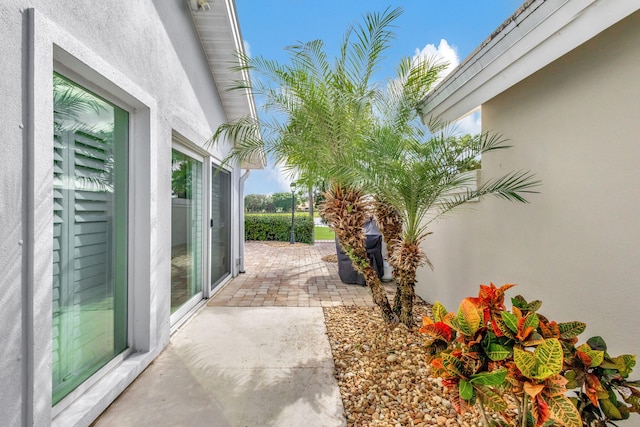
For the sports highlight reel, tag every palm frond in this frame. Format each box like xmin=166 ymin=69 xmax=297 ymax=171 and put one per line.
xmin=428 ymin=170 xmax=541 ymax=226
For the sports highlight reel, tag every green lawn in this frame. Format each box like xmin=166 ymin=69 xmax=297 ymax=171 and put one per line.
xmin=315 ymin=226 xmax=335 ymax=241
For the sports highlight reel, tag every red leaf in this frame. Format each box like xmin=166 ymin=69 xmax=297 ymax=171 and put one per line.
xmin=532 ymin=394 xmax=551 ymax=427
xmin=584 ymin=373 xmax=604 ymax=406
xmin=431 ymin=358 xmax=445 ymax=371
xmin=576 ymin=350 xmax=592 ymax=368
xmin=434 ymin=322 xmax=454 ymax=342
xmin=516 ymin=323 xmax=534 ymax=341
xmin=539 ymin=320 xmax=560 ymax=338
xmin=483 ymin=308 xmax=491 ymax=324
xmin=442 ymin=378 xmax=458 ymax=388
xmin=420 ymin=322 xmax=454 ymax=342
xmin=491 ymin=314 xmax=505 ymax=337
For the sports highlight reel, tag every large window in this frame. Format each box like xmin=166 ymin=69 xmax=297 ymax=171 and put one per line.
xmin=52 ymin=73 xmax=128 ymax=404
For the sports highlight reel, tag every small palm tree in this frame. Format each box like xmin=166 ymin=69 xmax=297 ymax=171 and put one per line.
xmin=210 ymin=8 xmax=404 ymax=324
xmin=337 ymin=55 xmax=540 ymax=326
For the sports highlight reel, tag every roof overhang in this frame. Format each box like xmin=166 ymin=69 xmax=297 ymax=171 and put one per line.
xmin=188 ymin=0 xmax=265 ymax=169
xmin=421 ymin=0 xmax=639 ymax=125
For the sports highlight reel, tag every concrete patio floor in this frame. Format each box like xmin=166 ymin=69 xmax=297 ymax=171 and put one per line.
xmin=94 ymin=242 xmax=394 ymax=427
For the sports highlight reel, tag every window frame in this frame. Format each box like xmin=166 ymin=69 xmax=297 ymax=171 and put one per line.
xmin=169 ymin=138 xmax=209 ymax=326
xmin=28 ymin=10 xmax=158 ymax=426
xmin=50 ymin=68 xmax=132 ymax=414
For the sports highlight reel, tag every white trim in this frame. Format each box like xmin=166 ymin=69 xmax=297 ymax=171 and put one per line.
xmin=187 ymin=0 xmax=266 ymax=169
xmin=169 ymin=298 xmax=208 ymax=335
xmin=169 ymin=293 xmax=205 ymax=326
xmin=208 ymin=158 xmax=234 ymax=292
xmin=29 ymin=9 xmax=160 ymax=427
xmin=422 ymin=0 xmax=640 ymax=122
xmin=51 ymin=349 xmax=132 ymax=418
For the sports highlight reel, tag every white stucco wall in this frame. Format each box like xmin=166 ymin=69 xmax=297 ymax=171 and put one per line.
xmin=0 ymin=5 xmax=28 ymax=427
xmin=416 ymin=11 xmax=640 ymax=359
xmin=0 ymin=1 xmax=243 ymax=425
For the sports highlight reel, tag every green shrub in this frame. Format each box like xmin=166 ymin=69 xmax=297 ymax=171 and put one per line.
xmin=245 ymin=214 xmax=314 ymax=244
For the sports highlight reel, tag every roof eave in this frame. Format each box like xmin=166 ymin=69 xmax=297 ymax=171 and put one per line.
xmin=421 ymin=0 xmax=639 ymax=126
xmin=188 ymin=0 xmax=265 ymax=169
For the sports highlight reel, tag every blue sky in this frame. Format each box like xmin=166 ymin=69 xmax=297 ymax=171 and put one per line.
xmin=235 ymin=0 xmax=523 ymax=195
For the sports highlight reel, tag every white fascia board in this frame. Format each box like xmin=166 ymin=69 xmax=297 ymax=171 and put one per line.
xmin=220 ymin=0 xmax=265 ymax=170
xmin=190 ymin=0 xmax=266 ymax=169
xmin=422 ymin=0 xmax=640 ymax=124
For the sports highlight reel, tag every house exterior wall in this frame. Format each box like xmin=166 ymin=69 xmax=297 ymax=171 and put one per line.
xmin=416 ymin=10 xmax=640 ymax=358
xmin=0 ymin=1 xmax=244 ymax=425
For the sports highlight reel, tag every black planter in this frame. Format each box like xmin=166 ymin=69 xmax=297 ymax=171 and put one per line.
xmin=335 ymin=234 xmax=384 ymax=285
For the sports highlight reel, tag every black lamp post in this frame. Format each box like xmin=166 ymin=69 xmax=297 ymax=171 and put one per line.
xmin=290 ymin=182 xmax=295 ymax=244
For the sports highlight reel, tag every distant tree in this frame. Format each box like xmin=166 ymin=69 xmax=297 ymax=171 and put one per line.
xmin=264 ymin=197 xmax=275 ymax=213
xmin=272 ymin=192 xmax=293 ymax=212
xmin=244 ymin=194 xmax=268 ymax=212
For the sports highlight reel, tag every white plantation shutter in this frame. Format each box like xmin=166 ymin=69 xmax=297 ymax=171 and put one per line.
xmin=51 ymin=70 xmax=130 ymax=407
xmin=52 ymin=128 xmax=115 ymax=396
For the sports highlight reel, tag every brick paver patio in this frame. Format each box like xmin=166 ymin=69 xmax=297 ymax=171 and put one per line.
xmin=209 ymin=241 xmax=395 ymax=308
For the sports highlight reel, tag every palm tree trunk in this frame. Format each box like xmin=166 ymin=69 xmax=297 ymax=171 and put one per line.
xmin=395 ymin=263 xmax=417 ymax=327
xmin=373 ymin=199 xmax=404 ymax=315
xmin=321 ymin=185 xmax=398 ymax=325
xmin=389 ymin=240 xmax=425 ymax=327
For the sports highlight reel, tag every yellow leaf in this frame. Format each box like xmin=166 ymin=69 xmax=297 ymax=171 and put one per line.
xmin=534 ymin=339 xmax=563 ymax=379
xmin=457 ymin=298 xmax=481 ymax=336
xmin=432 ymin=301 xmax=448 ymax=322
xmin=514 ymin=347 xmax=537 ymax=378
xmin=547 ymin=395 xmax=582 ymax=427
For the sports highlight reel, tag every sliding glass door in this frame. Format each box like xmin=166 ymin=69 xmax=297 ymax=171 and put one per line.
xmin=52 ymin=73 xmax=128 ymax=405
xmin=210 ymin=167 xmax=231 ymax=291
xmin=171 ymin=147 xmax=203 ymax=318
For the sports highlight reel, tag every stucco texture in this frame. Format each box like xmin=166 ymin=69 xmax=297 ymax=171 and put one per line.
xmin=1 ymin=0 xmax=243 ymax=425
xmin=416 ymin=10 xmax=640 ymax=357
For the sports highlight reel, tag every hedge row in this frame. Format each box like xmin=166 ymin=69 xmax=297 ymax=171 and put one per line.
xmin=245 ymin=214 xmax=314 ymax=244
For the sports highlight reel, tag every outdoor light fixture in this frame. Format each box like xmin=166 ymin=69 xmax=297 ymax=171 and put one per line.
xmin=189 ymin=0 xmax=211 ymax=12
xmin=290 ymin=182 xmax=295 ymax=244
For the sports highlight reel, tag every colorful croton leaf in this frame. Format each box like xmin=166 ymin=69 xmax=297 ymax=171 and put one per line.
xmin=447 ymin=298 xmax=483 ymax=337
xmin=419 ymin=316 xmax=454 ymax=342
xmin=421 ymin=284 xmax=638 ymax=427
xmin=431 ymin=300 xmax=448 ymax=322
xmin=469 ymin=283 xmax=516 ymax=337
xmin=500 ymin=306 xmax=541 ymax=344
xmin=545 ymin=393 xmax=582 ymax=427
xmin=514 ymin=338 xmax=563 ymax=381
xmin=511 ymin=294 xmax=542 ymax=313
xmin=569 ymin=335 xmax=640 ymax=423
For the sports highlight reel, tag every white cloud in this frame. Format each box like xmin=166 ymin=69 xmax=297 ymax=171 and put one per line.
xmin=454 ymin=109 xmax=482 ymax=136
xmin=413 ymin=39 xmax=460 ymax=84
xmin=243 ymin=40 xmax=252 ymax=58
xmin=413 ymin=40 xmax=483 ymax=135
xmin=267 ymin=163 xmax=294 ymax=192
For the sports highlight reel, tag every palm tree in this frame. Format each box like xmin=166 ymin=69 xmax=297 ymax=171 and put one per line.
xmin=209 ymin=8 xmax=404 ymax=324
xmin=336 ymin=56 xmax=541 ymax=327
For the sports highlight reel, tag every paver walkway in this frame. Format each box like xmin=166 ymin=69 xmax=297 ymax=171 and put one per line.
xmin=209 ymin=241 xmax=391 ymax=308
xmin=94 ymin=241 xmax=395 ymax=427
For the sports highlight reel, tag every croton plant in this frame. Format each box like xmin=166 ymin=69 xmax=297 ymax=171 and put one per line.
xmin=419 ymin=283 xmax=640 ymax=427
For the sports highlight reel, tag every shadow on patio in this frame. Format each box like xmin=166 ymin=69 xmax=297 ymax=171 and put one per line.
xmin=94 ymin=241 xmax=395 ymax=426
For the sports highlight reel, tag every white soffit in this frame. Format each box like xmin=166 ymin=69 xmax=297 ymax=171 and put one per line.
xmin=421 ymin=0 xmax=640 ymax=123
xmin=189 ymin=0 xmax=265 ymax=169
